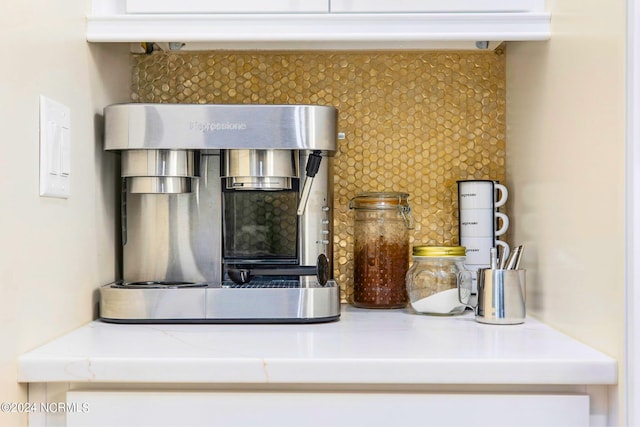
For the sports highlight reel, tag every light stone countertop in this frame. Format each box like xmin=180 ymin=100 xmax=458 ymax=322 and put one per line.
xmin=18 ymin=306 xmax=617 ymax=386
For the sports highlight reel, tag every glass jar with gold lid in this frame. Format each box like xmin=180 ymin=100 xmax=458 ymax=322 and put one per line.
xmin=405 ymin=245 xmax=473 ymax=315
xmin=349 ymin=192 xmax=414 ymax=308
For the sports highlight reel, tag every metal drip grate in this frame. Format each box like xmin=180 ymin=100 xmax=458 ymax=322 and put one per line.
xmin=222 ymin=280 xmax=302 ymax=289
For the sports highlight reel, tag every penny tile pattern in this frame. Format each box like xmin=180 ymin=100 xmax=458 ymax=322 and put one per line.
xmin=131 ymin=49 xmax=506 ymax=303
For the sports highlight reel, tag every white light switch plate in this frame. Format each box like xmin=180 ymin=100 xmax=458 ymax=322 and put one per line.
xmin=39 ymin=96 xmax=71 ymax=198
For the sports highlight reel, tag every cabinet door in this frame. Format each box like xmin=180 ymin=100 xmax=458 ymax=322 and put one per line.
xmin=66 ymin=391 xmax=589 ymax=427
xmin=330 ymin=0 xmax=544 ymax=13
xmin=126 ymin=0 xmax=329 ymax=13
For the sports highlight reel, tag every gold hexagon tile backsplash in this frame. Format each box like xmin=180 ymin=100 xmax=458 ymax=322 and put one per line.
xmin=131 ymin=49 xmax=506 ymax=303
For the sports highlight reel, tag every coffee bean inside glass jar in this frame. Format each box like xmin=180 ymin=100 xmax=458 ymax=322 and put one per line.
xmin=349 ymin=192 xmax=414 ymax=309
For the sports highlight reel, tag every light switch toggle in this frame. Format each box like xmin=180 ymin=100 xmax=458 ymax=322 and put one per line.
xmin=39 ymin=96 xmax=71 ymax=198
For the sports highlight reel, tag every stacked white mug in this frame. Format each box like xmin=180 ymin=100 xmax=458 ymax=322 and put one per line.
xmin=457 ymin=180 xmax=510 ymax=293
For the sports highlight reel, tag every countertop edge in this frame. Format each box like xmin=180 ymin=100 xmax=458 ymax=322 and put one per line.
xmin=18 ymin=356 xmax=618 ymax=385
xmin=17 ymin=309 xmax=619 ymax=387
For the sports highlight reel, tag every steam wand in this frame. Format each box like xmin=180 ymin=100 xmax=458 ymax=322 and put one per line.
xmin=297 ymin=150 xmax=322 ymax=216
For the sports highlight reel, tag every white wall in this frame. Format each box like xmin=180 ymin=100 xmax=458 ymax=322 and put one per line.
xmin=506 ymin=0 xmax=627 ymax=421
xmin=0 ymin=1 xmax=129 ymax=426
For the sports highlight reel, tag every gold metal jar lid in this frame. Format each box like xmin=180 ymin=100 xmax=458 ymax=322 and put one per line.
xmin=349 ymin=192 xmax=410 ymax=210
xmin=412 ymin=245 xmax=466 ymax=257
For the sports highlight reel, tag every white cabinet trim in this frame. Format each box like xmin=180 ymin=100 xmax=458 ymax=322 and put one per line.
xmin=86 ymin=12 xmax=550 ymax=50
xmin=626 ymin=0 xmax=640 ymax=425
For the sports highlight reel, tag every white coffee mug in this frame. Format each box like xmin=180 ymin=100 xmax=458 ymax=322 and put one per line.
xmin=458 ymin=180 xmax=508 ymax=210
xmin=459 ymin=208 xmax=509 ymax=238
xmin=461 ymin=237 xmax=510 ymax=266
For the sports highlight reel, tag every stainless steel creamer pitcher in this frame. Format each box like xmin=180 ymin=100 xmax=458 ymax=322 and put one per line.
xmin=476 ymin=269 xmax=526 ymax=324
xmin=459 ymin=268 xmax=526 ymax=325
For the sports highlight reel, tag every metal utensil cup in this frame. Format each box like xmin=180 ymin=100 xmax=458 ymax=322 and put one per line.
xmin=459 ymin=268 xmax=526 ymax=325
xmin=477 ymin=269 xmax=526 ymax=324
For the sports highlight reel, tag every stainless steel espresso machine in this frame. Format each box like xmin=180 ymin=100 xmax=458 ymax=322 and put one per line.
xmin=99 ymin=103 xmax=340 ymax=323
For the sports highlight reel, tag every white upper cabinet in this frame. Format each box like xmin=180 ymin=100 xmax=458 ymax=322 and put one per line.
xmin=126 ymin=0 xmax=329 ymax=13
xmin=87 ymin=0 xmax=550 ymax=50
xmin=123 ymin=0 xmax=544 ymax=14
xmin=330 ymin=0 xmax=544 ymax=13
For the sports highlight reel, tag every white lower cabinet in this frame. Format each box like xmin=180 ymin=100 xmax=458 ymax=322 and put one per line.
xmin=65 ymin=390 xmax=589 ymax=427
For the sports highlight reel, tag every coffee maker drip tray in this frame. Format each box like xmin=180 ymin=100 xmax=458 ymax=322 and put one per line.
xmin=99 ymin=279 xmax=341 ymax=324
xmin=114 ymin=281 xmax=208 ymax=289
